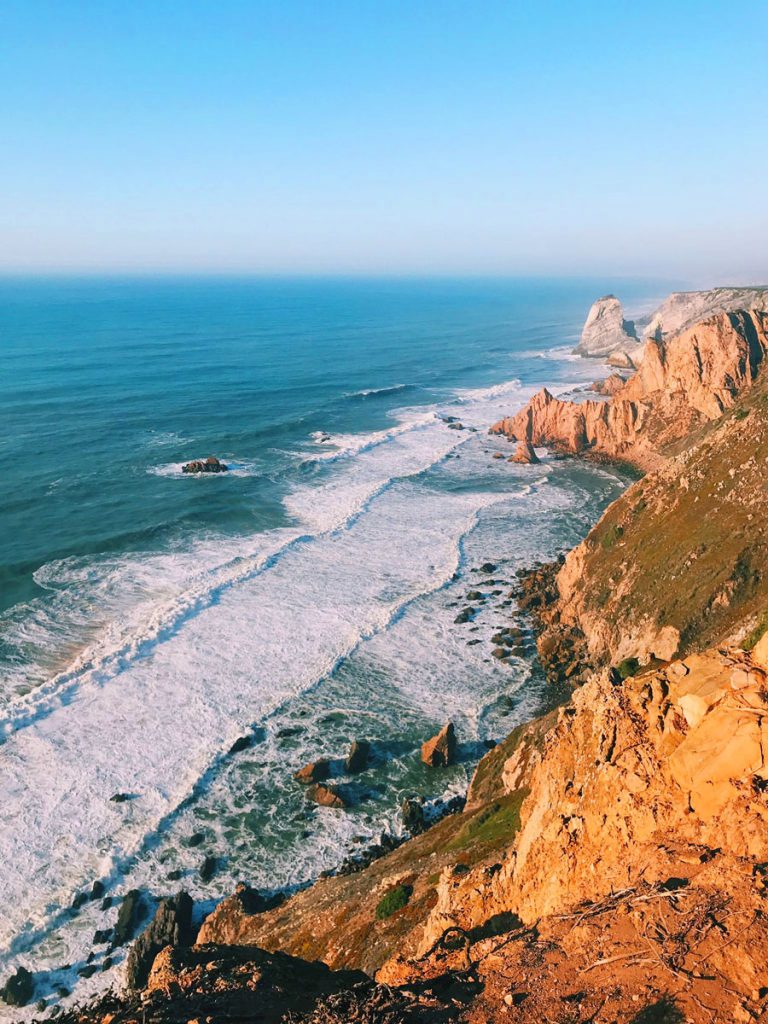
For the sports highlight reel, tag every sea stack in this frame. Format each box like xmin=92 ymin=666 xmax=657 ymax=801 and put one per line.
xmin=182 ymin=456 xmax=229 ymax=474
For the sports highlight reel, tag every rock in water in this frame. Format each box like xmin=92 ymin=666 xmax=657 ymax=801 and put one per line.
xmin=307 ymin=783 xmax=348 ymax=808
xmin=112 ymin=889 xmax=144 ymax=948
xmin=401 ymin=797 xmax=426 ymax=834
xmin=1 ymin=966 xmax=34 ymax=1007
xmin=344 ymin=740 xmax=370 ymax=774
xmin=421 ymin=722 xmax=457 ymax=768
xmin=294 ymin=759 xmax=331 ymax=784
xmin=125 ymin=892 xmax=195 ymax=991
xmin=509 ymin=440 xmax=540 ymax=464
xmin=574 ymin=295 xmax=638 ymax=357
xmin=181 ymin=455 xmax=229 ymax=474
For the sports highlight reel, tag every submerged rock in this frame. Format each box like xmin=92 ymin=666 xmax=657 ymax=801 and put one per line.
xmin=421 ymin=722 xmax=457 ymax=768
xmin=112 ymin=889 xmax=144 ymax=948
xmin=182 ymin=455 xmax=229 ymax=474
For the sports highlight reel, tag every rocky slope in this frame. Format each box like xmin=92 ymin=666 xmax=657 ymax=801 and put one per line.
xmin=491 ymin=309 xmax=768 ymax=471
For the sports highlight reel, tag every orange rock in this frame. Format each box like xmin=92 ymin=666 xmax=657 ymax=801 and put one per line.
xmin=294 ymin=759 xmax=331 ymax=784
xmin=307 ymin=783 xmax=348 ymax=808
xmin=421 ymin=722 xmax=456 ymax=767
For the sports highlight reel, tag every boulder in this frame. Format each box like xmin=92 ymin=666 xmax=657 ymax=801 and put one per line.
xmin=307 ymin=783 xmax=348 ymax=809
xmin=421 ymin=722 xmax=457 ymax=768
xmin=294 ymin=759 xmax=331 ymax=784
xmin=509 ymin=440 xmax=540 ymax=464
xmin=125 ymin=891 xmax=195 ymax=990
xmin=344 ymin=740 xmax=371 ymax=774
xmin=1 ymin=967 xmax=34 ymax=1007
xmin=182 ymin=456 xmax=229 ymax=474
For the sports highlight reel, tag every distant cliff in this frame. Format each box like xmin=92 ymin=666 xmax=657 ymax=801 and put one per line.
xmin=492 ymin=309 xmax=768 ymax=470
xmin=576 ymin=285 xmax=768 ymax=365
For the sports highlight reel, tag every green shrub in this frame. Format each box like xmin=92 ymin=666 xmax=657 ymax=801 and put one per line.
xmin=601 ymin=524 xmax=624 ymax=549
xmin=375 ymin=884 xmax=412 ymax=920
xmin=743 ymin=611 xmax=768 ymax=651
xmin=615 ymin=657 xmax=640 ymax=679
xmin=733 ymin=407 xmax=749 ymax=421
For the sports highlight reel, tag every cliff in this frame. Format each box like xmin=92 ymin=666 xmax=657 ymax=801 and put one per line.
xmin=574 ymin=285 xmax=768 ymax=364
xmin=491 ymin=309 xmax=768 ymax=471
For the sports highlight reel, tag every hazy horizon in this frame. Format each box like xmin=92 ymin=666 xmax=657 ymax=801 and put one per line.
xmin=1 ymin=0 xmax=766 ymax=280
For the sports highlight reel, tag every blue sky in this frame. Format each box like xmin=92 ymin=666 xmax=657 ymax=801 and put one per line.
xmin=1 ymin=0 xmax=766 ymax=280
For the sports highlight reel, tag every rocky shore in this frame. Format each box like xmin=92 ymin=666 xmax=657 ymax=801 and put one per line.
xmin=18 ymin=286 xmax=768 ymax=1024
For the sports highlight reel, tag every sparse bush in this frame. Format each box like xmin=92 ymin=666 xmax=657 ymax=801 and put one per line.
xmin=601 ymin=523 xmax=624 ymax=549
xmin=733 ymin=407 xmax=749 ymax=421
xmin=375 ymin=884 xmax=412 ymax=920
xmin=615 ymin=657 xmax=640 ymax=679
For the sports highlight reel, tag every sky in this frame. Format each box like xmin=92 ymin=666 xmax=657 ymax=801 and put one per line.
xmin=0 ymin=0 xmax=766 ymax=281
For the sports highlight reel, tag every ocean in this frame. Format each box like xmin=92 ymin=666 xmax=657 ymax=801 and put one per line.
xmin=0 ymin=275 xmax=660 ymax=1008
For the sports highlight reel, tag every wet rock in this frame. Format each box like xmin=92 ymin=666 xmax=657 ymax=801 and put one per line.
xmin=233 ymin=882 xmax=284 ymax=915
xmin=492 ymin=452 xmax=505 ymax=459
xmin=479 ymin=562 xmax=497 ymax=573
xmin=112 ymin=889 xmax=143 ymax=948
xmin=200 ymin=855 xmax=217 ymax=883
xmin=182 ymin=455 xmax=229 ymax=474
xmin=454 ymin=608 xmax=474 ymax=624
xmin=307 ymin=783 xmax=349 ymax=809
xmin=186 ymin=831 xmax=206 ymax=847
xmin=1 ymin=966 xmax=34 ymax=1007
xmin=90 ymin=880 xmax=105 ymax=901
xmin=446 ymin=422 xmax=464 ymax=430
xmin=466 ymin=590 xmax=484 ymax=601
xmin=294 ymin=759 xmax=331 ymax=784
xmin=421 ymin=722 xmax=457 ymax=768
xmin=276 ymin=726 xmax=302 ymax=739
xmin=167 ymin=869 xmax=183 ymax=881
xmin=78 ymin=965 xmax=98 ymax=979
xmin=466 ymin=638 xmax=482 ymax=646
xmin=509 ymin=439 xmax=540 ymax=464
xmin=101 ymin=957 xmax=113 ymax=972
xmin=344 ymin=740 xmax=371 ymax=774
xmin=228 ymin=734 xmax=253 ymax=754
xmin=492 ymin=647 xmax=509 ymax=660
xmin=71 ymin=891 xmax=88 ymax=910
xmin=93 ymin=928 xmax=113 ymax=945
xmin=110 ymin=792 xmax=132 ymax=803
xmin=125 ymin=892 xmax=194 ymax=991
xmin=401 ymin=797 xmax=426 ymax=834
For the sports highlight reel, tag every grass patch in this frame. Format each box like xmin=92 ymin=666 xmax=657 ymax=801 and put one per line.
xmin=375 ymin=884 xmax=412 ymax=920
xmin=447 ymin=792 xmax=526 ymax=854
xmin=743 ymin=611 xmax=768 ymax=651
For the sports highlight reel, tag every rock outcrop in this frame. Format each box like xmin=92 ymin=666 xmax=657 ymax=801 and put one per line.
xmin=182 ymin=455 xmax=229 ymax=474
xmin=421 ymin=722 xmax=456 ymax=767
xmin=125 ymin=892 xmax=195 ymax=990
xmin=509 ymin=439 xmax=539 ymax=464
xmin=644 ymin=285 xmax=768 ymax=341
xmin=574 ymin=295 xmax=639 ymax=358
xmin=492 ymin=310 xmax=768 ymax=470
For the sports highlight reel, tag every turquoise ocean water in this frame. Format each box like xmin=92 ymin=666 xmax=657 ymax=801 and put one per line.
xmin=0 ymin=276 xmax=661 ymax=1009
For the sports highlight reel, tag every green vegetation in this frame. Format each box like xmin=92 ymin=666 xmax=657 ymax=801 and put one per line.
xmin=600 ymin=523 xmax=624 ymax=549
xmin=448 ymin=792 xmax=526 ymax=853
xmin=733 ymin=407 xmax=749 ymax=421
xmin=743 ymin=611 xmax=768 ymax=651
xmin=615 ymin=657 xmax=641 ymax=679
xmin=375 ymin=884 xmax=412 ymax=920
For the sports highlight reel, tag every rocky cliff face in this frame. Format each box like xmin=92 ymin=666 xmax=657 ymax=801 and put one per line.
xmin=491 ymin=309 xmax=768 ymax=470
xmin=574 ymin=294 xmax=640 ymax=359
xmin=644 ymin=285 xmax=768 ymax=341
